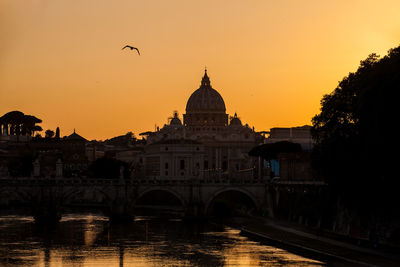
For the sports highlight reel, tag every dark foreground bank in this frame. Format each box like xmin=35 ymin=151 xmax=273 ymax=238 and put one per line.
xmin=223 ymin=216 xmax=400 ymax=267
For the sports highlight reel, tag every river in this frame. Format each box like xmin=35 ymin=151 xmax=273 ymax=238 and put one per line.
xmin=0 ymin=212 xmax=328 ymax=266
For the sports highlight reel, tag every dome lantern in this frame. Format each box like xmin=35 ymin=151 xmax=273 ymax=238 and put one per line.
xmin=201 ymin=68 xmax=211 ymax=87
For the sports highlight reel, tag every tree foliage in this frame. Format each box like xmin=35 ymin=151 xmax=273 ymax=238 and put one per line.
xmin=45 ymin=129 xmax=55 ymax=139
xmin=311 ymin=46 xmax=399 ymax=218
xmin=55 ymin=127 xmax=60 ymax=139
xmin=0 ymin=111 xmax=42 ymax=136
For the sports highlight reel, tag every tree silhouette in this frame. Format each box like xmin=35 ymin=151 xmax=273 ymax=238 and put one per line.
xmin=0 ymin=111 xmax=42 ymax=136
xmin=1 ymin=111 xmax=25 ymax=135
xmin=311 ymin=46 xmax=399 ymax=220
xmin=33 ymin=125 xmax=43 ymax=135
xmin=23 ymin=115 xmax=42 ymax=136
xmin=45 ymin=129 xmax=55 ymax=139
xmin=55 ymin=127 xmax=60 ymax=140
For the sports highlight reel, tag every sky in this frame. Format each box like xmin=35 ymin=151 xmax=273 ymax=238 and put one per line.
xmin=1 ymin=0 xmax=399 ymax=140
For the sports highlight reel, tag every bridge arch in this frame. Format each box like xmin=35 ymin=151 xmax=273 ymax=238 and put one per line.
xmin=0 ymin=187 xmax=22 ymax=205
xmin=0 ymin=187 xmax=46 ymax=205
xmin=135 ymin=187 xmax=186 ymax=207
xmin=205 ymin=187 xmax=259 ymax=217
xmin=62 ymin=187 xmax=114 ymax=205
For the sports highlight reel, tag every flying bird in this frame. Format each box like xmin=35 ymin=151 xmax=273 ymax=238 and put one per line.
xmin=122 ymin=45 xmax=140 ymax=55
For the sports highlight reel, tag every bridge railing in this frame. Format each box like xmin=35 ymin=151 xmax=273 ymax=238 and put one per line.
xmin=0 ymin=172 xmax=269 ymax=186
xmin=133 ymin=169 xmax=268 ymax=185
xmin=0 ymin=177 xmax=126 ymax=186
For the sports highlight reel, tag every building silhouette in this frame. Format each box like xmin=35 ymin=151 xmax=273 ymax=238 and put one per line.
xmin=141 ymin=70 xmax=265 ymax=179
xmin=0 ymin=70 xmax=314 ymax=181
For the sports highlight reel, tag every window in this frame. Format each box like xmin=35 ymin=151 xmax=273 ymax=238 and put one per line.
xmin=204 ymin=160 xmax=208 ymax=169
xmin=180 ymin=159 xmax=185 ymax=170
xmin=165 ymin=162 xmax=169 ymax=169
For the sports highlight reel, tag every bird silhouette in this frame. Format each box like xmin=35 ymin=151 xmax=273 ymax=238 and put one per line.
xmin=122 ymin=45 xmax=140 ymax=55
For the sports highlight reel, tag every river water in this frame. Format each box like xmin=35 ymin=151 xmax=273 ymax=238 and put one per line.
xmin=0 ymin=212 xmax=327 ymax=266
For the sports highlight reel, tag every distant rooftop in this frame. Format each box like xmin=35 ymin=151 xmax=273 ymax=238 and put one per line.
xmin=65 ymin=130 xmax=87 ymax=142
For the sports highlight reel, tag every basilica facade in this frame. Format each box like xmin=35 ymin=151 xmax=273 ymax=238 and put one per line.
xmin=142 ymin=70 xmax=265 ymax=179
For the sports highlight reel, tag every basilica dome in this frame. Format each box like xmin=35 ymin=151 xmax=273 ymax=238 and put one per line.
xmin=229 ymin=113 xmax=242 ymax=126
xmin=169 ymin=111 xmax=182 ymax=126
xmin=185 ymin=70 xmax=226 ymax=114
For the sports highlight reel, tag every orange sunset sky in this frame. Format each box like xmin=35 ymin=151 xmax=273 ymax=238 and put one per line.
xmin=1 ymin=0 xmax=399 ymax=140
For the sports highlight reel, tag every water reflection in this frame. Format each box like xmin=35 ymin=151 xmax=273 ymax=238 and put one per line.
xmin=0 ymin=213 xmax=325 ymax=266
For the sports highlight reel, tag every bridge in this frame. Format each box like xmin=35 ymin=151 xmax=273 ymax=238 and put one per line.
xmin=0 ymin=175 xmax=325 ymax=223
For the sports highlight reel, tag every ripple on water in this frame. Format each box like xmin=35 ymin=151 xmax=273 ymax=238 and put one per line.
xmin=0 ymin=213 xmax=327 ymax=267
xmin=0 ymin=215 xmax=34 ymax=225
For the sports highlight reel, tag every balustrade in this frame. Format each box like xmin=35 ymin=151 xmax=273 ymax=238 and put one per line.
xmin=0 ymin=172 xmax=269 ymax=187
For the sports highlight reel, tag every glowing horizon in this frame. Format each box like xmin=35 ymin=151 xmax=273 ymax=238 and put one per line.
xmin=1 ymin=0 xmax=399 ymax=140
